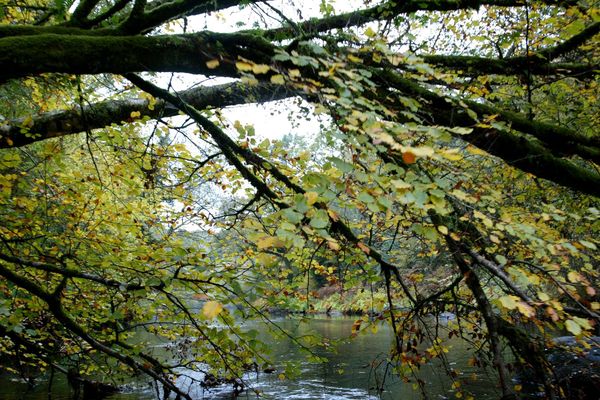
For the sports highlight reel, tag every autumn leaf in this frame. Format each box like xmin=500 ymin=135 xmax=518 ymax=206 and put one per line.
xmin=357 ymin=242 xmax=370 ymax=254
xmin=327 ymin=240 xmax=340 ymax=251
xmin=235 ymin=61 xmax=253 ymax=71
xmin=351 ymin=319 xmax=362 ymax=337
xmin=252 ymin=64 xmax=270 ymax=74
xmin=402 ymin=151 xmax=416 ymax=164
xmin=498 ymin=295 xmax=518 ymax=310
xmin=206 ymin=59 xmax=220 ymax=69
xmin=304 ymin=191 xmax=318 ymax=206
xmin=202 ymin=301 xmax=223 ymax=319
xmin=364 ymin=27 xmax=377 ymax=38
xmin=270 ymin=74 xmax=285 ymax=84
xmin=257 ymin=236 xmax=285 ymax=249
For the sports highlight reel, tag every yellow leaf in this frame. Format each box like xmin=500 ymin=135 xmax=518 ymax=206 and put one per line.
xmin=206 ymin=59 xmax=220 ymax=69
xmin=516 ymin=302 xmax=535 ymax=318
xmin=21 ymin=116 xmax=34 ymax=128
xmin=241 ymin=76 xmax=259 ymax=86
xmin=288 ymin=69 xmax=301 ymax=78
xmin=403 ymin=146 xmax=434 ymax=157
xmin=256 ymin=253 xmax=277 ymax=266
xmin=466 ymin=145 xmax=487 ymax=156
xmin=252 ymin=64 xmax=270 ymax=74
xmin=257 ymin=236 xmax=285 ymax=249
xmin=270 ymin=74 xmax=285 ymax=85
xmin=130 ymin=111 xmax=141 ymax=118
xmin=304 ymin=191 xmax=318 ymax=206
xmin=498 ymin=295 xmax=518 ymax=310
xmin=236 ymin=61 xmax=253 ymax=71
xmin=572 ymin=316 xmax=592 ymax=330
xmin=437 ymin=225 xmax=449 ymax=235
xmin=440 ymin=149 xmax=463 ymax=161
xmin=364 ymin=27 xmax=377 ymax=38
xmin=391 ymin=179 xmax=412 ymax=190
xmin=202 ymin=301 xmax=223 ymax=319
xmin=327 ymin=240 xmax=340 ymax=251
xmin=347 ymin=54 xmax=362 ymax=63
xmin=567 ymin=271 xmax=581 ymax=283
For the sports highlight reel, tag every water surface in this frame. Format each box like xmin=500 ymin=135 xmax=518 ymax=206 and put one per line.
xmin=0 ymin=316 xmax=502 ymax=399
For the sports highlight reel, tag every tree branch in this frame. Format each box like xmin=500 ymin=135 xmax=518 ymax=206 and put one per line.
xmin=537 ymin=21 xmax=600 ymax=61
xmin=68 ymin=0 xmax=105 ymax=26
xmin=375 ymin=70 xmax=600 ymax=196
xmin=125 ymin=73 xmax=418 ymax=303
xmin=261 ymin=0 xmax=575 ymax=40
xmin=0 ymin=81 xmax=292 ymax=148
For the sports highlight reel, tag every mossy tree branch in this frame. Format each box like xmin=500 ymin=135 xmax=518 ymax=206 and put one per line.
xmin=0 ymin=81 xmax=292 ymax=148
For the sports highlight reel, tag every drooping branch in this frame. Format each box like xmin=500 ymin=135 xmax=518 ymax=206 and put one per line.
xmin=0 ymin=259 xmax=192 ymax=399
xmin=125 ymin=73 xmax=418 ymax=303
xmin=425 ymin=212 xmax=514 ymax=397
xmin=0 ymin=251 xmax=164 ymax=291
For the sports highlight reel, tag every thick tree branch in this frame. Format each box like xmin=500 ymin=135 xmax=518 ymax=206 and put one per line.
xmin=537 ymin=21 xmax=600 ymax=61
xmin=0 ymin=32 xmax=276 ymax=80
xmin=441 ymin=234 xmax=513 ymax=398
xmin=419 ymin=54 xmax=598 ymax=79
xmin=0 ymin=81 xmax=292 ymax=148
xmin=376 ymin=71 xmax=600 ymax=196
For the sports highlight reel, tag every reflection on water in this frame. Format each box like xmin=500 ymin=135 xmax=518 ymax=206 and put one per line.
xmin=0 ymin=317 xmax=502 ymax=399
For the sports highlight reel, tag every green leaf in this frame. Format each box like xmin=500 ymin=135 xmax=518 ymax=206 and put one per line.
xmin=565 ymin=319 xmax=581 ymax=335
xmin=498 ymin=295 xmax=518 ymax=310
xmin=310 ymin=210 xmax=329 ymax=229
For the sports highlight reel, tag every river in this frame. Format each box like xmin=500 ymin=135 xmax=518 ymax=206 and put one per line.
xmin=0 ymin=316 xmax=502 ymax=399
